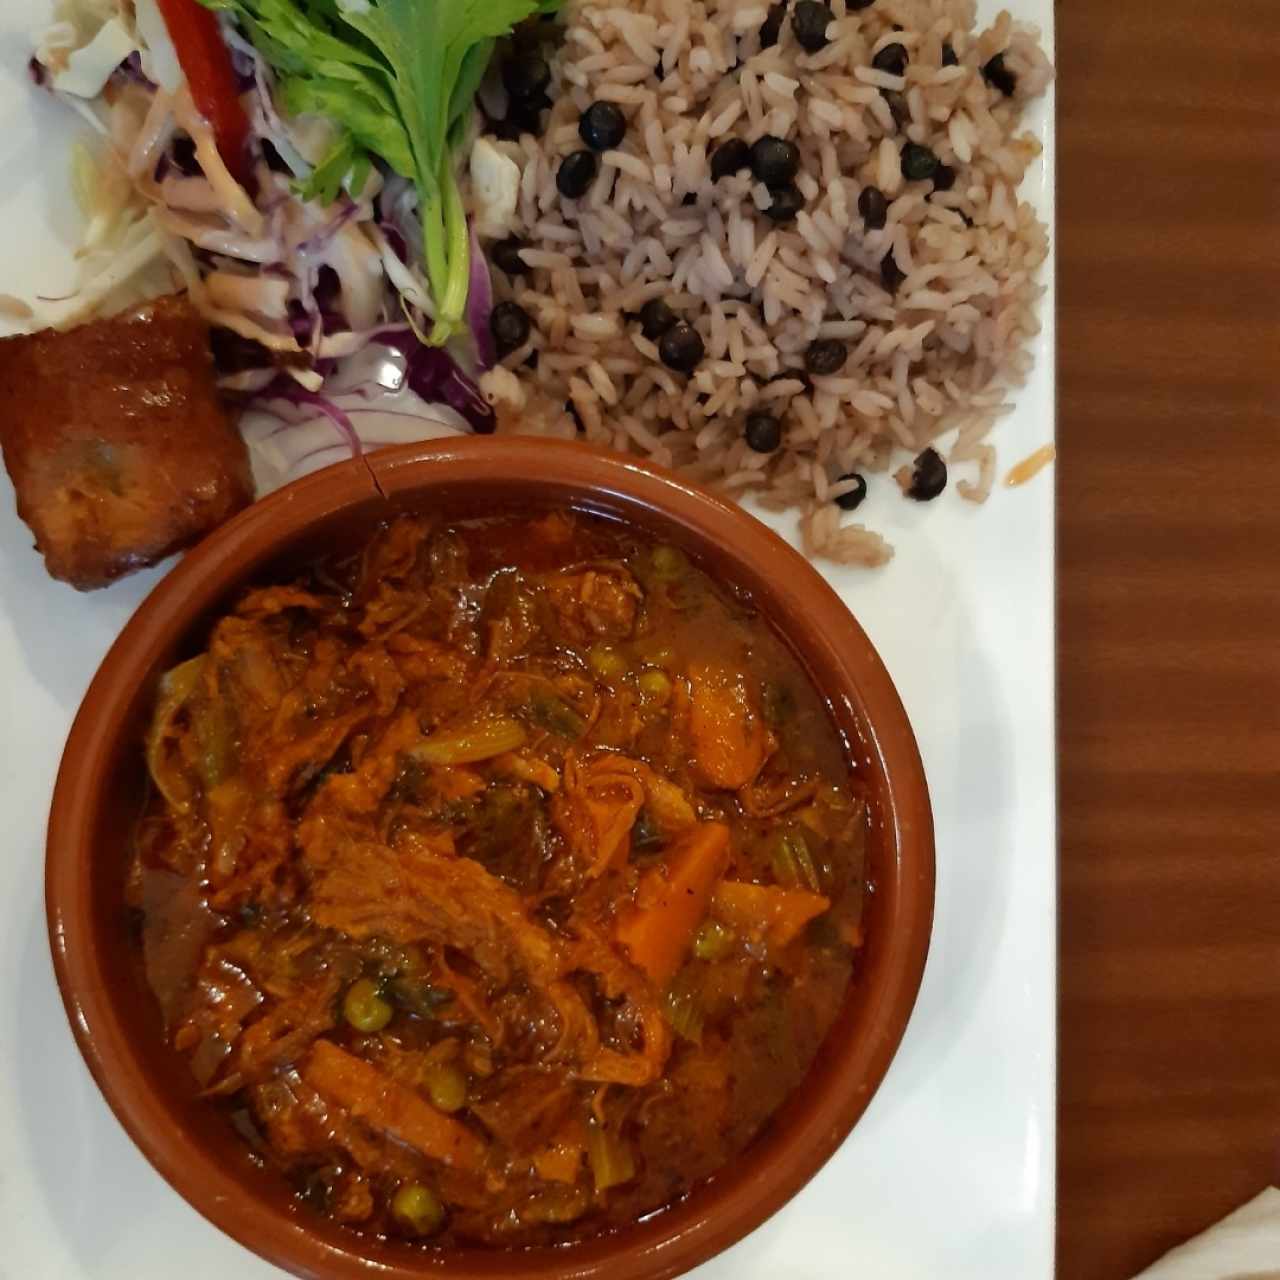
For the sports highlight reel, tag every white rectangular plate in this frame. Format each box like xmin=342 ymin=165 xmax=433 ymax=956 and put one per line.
xmin=0 ymin=2 xmax=1055 ymax=1274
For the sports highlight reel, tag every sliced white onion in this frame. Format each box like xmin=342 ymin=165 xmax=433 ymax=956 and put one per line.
xmin=242 ymin=390 xmax=466 ymax=495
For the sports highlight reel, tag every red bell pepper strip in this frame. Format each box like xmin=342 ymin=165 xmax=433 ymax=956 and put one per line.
xmin=154 ymin=0 xmax=252 ymax=186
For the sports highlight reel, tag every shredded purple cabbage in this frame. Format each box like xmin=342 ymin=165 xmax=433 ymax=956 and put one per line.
xmin=467 ymin=220 xmax=496 ymax=372
xmin=245 ymin=52 xmax=296 ymax=171
xmin=410 ymin=347 xmax=494 ymax=433
xmin=382 ymin=225 xmax=409 ymax=265
xmin=313 ymin=264 xmax=343 ymax=320
xmin=261 ymin=139 xmax=293 ymax=175
xmin=377 ymin=177 xmax=424 ymax=270
xmin=286 ymin=304 xmax=315 ymax=345
xmin=168 ymin=135 xmax=203 ymax=178
xmin=376 ymin=332 xmax=495 ymax=434
xmin=297 ymin=199 xmax=361 ymax=256
xmin=283 ymin=267 xmax=349 ymax=348
xmin=228 ymin=43 xmax=257 ymax=94
xmin=115 ymin=52 xmax=154 ymax=89
xmin=211 ymin=328 xmax=273 ymax=375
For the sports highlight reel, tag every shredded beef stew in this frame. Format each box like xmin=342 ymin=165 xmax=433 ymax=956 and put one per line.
xmin=129 ymin=511 xmax=869 ymax=1246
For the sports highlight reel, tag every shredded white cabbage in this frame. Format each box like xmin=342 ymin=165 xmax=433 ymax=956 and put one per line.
xmin=205 ymin=270 xmax=291 ymax=320
xmin=171 ymin=86 xmax=264 ymax=234
xmin=35 ymin=214 xmax=175 ymax=332
xmin=222 ymin=26 xmax=312 ymax=180
xmin=5 ymin=132 xmax=176 ymax=333
xmin=71 ymin=138 xmax=134 ymax=249
xmin=52 ymin=15 xmax=135 ymax=98
xmin=131 ymin=0 xmax=184 ymax=93
xmin=21 ymin=0 xmax=446 ymax=424
xmin=153 ymin=206 xmax=279 ymax=263
xmin=321 ymin=223 xmax=387 ymax=333
xmin=368 ymin=226 xmax=433 ymax=317
xmin=158 ymin=175 xmax=226 ymax=215
xmin=124 ymin=87 xmax=176 ymax=180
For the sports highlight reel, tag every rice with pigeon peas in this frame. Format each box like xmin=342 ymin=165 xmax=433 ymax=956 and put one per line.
xmin=471 ymin=0 xmax=1052 ymax=565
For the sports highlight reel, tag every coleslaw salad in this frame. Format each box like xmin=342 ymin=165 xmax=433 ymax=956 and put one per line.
xmin=14 ymin=0 xmax=539 ymax=478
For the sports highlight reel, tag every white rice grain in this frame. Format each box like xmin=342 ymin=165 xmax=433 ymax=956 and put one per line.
xmin=855 ymin=66 xmax=906 ymax=91
xmin=571 ymin=312 xmax=622 ymax=339
xmin=604 ymin=149 xmax=653 ymax=182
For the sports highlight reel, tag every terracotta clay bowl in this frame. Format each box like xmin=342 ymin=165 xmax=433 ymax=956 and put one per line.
xmin=47 ymin=437 xmax=933 ymax=1280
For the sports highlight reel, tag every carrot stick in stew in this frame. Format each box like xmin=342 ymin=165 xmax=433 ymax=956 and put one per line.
xmin=302 ymin=1040 xmax=486 ymax=1173
xmin=615 ymin=822 xmax=731 ymax=985
xmin=532 ymin=1135 xmax=586 ymax=1184
xmin=711 ymin=881 xmax=831 ymax=949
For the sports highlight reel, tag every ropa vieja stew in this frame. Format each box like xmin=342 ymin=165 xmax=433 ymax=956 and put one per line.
xmin=130 ymin=511 xmax=869 ymax=1246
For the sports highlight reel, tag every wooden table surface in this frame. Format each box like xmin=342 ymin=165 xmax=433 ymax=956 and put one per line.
xmin=1057 ymin=1 xmax=1280 ymax=1275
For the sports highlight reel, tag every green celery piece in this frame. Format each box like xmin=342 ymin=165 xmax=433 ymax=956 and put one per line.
xmin=449 ymin=41 xmax=496 ymax=142
xmin=346 ymin=149 xmax=373 ymax=202
xmin=204 ymin=0 xmax=405 ymax=204
xmin=202 ymin=0 xmax=560 ymax=346
xmin=298 ymin=132 xmax=358 ymax=205
xmin=331 ymin=0 xmax=558 ymax=341
xmin=206 ymin=0 xmax=384 ymax=75
xmin=279 ymin=75 xmax=414 ymax=177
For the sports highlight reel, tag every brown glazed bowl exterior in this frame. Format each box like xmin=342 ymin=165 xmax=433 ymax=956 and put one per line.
xmin=47 ymin=437 xmax=933 ymax=1280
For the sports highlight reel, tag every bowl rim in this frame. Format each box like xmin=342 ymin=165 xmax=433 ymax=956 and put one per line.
xmin=46 ymin=437 xmax=933 ymax=1280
